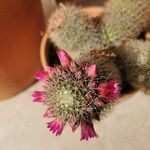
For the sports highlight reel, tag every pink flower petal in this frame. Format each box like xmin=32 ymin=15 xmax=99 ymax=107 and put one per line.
xmin=80 ymin=122 xmax=98 ymax=141
xmin=43 ymin=109 xmax=52 ymax=118
xmin=46 ymin=66 xmax=56 ymax=74
xmin=86 ymin=64 xmax=97 ymax=78
xmin=57 ymin=50 xmax=73 ymax=68
xmin=35 ymin=70 xmax=48 ymax=81
xmin=32 ymin=91 xmax=45 ymax=103
xmin=47 ymin=119 xmax=64 ymax=136
xmin=98 ymin=80 xmax=120 ymax=101
xmin=69 ymin=120 xmax=79 ymax=132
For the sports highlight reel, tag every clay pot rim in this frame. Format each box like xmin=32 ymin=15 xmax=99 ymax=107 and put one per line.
xmin=40 ymin=33 xmax=49 ymax=70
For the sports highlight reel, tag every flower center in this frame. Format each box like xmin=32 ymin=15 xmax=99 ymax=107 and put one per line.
xmin=50 ymin=80 xmax=87 ymax=120
xmin=59 ymin=87 xmax=74 ymax=107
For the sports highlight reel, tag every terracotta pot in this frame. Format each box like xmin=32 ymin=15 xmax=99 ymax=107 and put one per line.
xmin=0 ymin=0 xmax=44 ymax=100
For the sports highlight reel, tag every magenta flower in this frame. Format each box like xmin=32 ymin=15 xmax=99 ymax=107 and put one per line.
xmin=85 ymin=64 xmax=97 ymax=78
xmin=47 ymin=119 xmax=64 ymax=136
xmin=57 ymin=50 xmax=74 ymax=68
xmin=43 ymin=109 xmax=52 ymax=118
xmin=98 ymin=80 xmax=120 ymax=101
xmin=32 ymin=50 xmax=121 ymax=141
xmin=35 ymin=70 xmax=48 ymax=81
xmin=32 ymin=91 xmax=45 ymax=103
xmin=80 ymin=122 xmax=98 ymax=141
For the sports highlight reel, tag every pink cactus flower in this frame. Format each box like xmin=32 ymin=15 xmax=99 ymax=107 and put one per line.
xmin=46 ymin=66 xmax=56 ymax=74
xmin=80 ymin=122 xmax=98 ymax=141
xmin=43 ymin=109 xmax=52 ymax=118
xmin=32 ymin=91 xmax=45 ymax=103
xmin=57 ymin=50 xmax=74 ymax=68
xmin=98 ymin=80 xmax=120 ymax=101
xmin=86 ymin=64 xmax=97 ymax=78
xmin=35 ymin=70 xmax=48 ymax=81
xmin=47 ymin=119 xmax=64 ymax=136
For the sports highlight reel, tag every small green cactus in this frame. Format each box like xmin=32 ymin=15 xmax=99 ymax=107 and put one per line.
xmin=99 ymin=0 xmax=150 ymax=47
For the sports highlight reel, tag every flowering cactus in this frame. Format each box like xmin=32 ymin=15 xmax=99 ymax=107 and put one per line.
xmin=32 ymin=50 xmax=120 ymax=140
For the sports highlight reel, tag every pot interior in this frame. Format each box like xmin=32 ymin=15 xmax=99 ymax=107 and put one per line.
xmin=44 ymin=39 xmax=60 ymax=67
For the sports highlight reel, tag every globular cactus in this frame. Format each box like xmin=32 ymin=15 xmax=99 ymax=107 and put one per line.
xmin=32 ymin=50 xmax=121 ymax=140
xmin=114 ymin=39 xmax=150 ymax=94
xmin=99 ymin=0 xmax=150 ymax=47
xmin=47 ymin=4 xmax=102 ymax=61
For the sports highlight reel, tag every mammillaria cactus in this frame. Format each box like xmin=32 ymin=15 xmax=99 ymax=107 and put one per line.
xmin=47 ymin=4 xmax=102 ymax=60
xmin=32 ymin=50 xmax=120 ymax=140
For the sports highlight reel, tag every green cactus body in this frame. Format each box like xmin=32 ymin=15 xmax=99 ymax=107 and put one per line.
xmin=100 ymin=0 xmax=150 ymax=47
xmin=47 ymin=5 xmax=102 ymax=61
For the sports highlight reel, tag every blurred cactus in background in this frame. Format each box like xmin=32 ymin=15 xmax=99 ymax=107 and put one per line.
xmin=114 ymin=40 xmax=150 ymax=94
